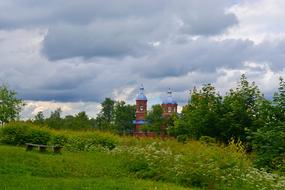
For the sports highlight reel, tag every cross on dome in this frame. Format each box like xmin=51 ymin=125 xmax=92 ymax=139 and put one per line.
xmin=162 ymin=88 xmax=177 ymax=104
xmin=136 ymin=84 xmax=147 ymax=101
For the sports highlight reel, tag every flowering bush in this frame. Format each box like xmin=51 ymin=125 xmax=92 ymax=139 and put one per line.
xmin=111 ymin=140 xmax=285 ymax=189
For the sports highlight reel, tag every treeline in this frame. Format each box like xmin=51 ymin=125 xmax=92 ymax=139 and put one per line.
xmin=1 ymin=75 xmax=284 ymax=172
xmin=165 ymin=74 xmax=285 ymax=172
xmin=32 ymin=98 xmax=136 ymax=133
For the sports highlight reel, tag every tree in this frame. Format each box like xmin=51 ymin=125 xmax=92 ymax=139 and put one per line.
xmin=250 ymin=77 xmax=285 ymax=171
xmin=222 ymin=74 xmax=265 ymax=143
xmin=0 ymin=84 xmax=24 ymax=125
xmin=171 ymin=84 xmax=223 ymax=140
xmin=113 ymin=101 xmax=136 ymax=134
xmin=95 ymin=98 xmax=115 ymax=131
xmin=34 ymin=111 xmax=45 ymax=125
xmin=272 ymin=77 xmax=285 ymax=122
xmin=143 ymin=104 xmax=164 ymax=133
xmin=61 ymin=111 xmax=92 ymax=130
xmin=45 ymin=108 xmax=62 ymax=129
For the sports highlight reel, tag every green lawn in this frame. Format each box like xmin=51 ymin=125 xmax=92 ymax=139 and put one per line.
xmin=0 ymin=145 xmax=191 ymax=190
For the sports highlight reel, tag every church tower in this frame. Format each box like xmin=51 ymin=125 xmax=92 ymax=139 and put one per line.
xmin=162 ymin=88 xmax=177 ymax=117
xmin=134 ymin=84 xmax=147 ymax=133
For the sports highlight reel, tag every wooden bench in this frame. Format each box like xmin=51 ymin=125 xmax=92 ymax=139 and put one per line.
xmin=25 ymin=143 xmax=63 ymax=153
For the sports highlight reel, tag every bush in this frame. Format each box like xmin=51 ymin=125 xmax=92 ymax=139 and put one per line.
xmin=199 ymin=136 xmax=216 ymax=144
xmin=0 ymin=122 xmax=118 ymax=151
xmin=63 ymin=133 xmax=117 ymax=152
xmin=0 ymin=122 xmax=51 ymax=145
xmin=111 ymin=140 xmax=285 ymax=189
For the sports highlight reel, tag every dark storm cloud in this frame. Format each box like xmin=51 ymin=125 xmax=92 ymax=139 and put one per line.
xmin=0 ymin=0 xmax=238 ymax=60
xmin=137 ymin=39 xmax=254 ymax=78
xmin=1 ymin=0 xmax=285 ymax=111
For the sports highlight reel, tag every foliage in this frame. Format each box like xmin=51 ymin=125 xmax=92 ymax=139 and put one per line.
xmin=113 ymin=101 xmax=136 ymax=134
xmin=170 ymin=84 xmax=223 ymax=140
xmin=0 ymin=122 xmax=118 ymax=150
xmin=222 ymin=74 xmax=265 ymax=143
xmin=143 ymin=104 xmax=165 ymax=133
xmin=251 ymin=122 xmax=285 ymax=172
xmin=250 ymin=78 xmax=285 ymax=172
xmin=45 ymin=108 xmax=63 ymax=129
xmin=0 ymin=84 xmax=25 ymax=125
xmin=95 ymin=98 xmax=115 ymax=130
xmin=0 ymin=124 xmax=285 ymax=189
xmin=33 ymin=111 xmax=45 ymax=125
xmin=95 ymin=98 xmax=136 ymax=133
xmin=0 ymin=122 xmax=50 ymax=145
xmin=111 ymin=140 xmax=285 ymax=189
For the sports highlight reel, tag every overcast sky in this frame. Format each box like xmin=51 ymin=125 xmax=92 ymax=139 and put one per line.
xmin=0 ymin=0 xmax=285 ymax=119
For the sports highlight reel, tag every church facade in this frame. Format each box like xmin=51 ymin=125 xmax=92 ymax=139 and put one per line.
xmin=133 ymin=85 xmax=177 ymax=136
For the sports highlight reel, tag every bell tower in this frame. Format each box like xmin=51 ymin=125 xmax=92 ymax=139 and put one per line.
xmin=134 ymin=84 xmax=147 ymax=133
xmin=162 ymin=88 xmax=177 ymax=118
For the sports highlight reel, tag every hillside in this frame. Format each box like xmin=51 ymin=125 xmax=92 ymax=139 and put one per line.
xmin=0 ymin=123 xmax=284 ymax=190
xmin=0 ymin=145 xmax=191 ymax=190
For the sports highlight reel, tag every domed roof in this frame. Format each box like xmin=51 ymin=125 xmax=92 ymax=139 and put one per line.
xmin=136 ymin=84 xmax=147 ymax=101
xmin=162 ymin=88 xmax=177 ymax=104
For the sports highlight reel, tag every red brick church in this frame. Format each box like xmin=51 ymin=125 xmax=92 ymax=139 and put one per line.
xmin=133 ymin=85 xmax=177 ymax=136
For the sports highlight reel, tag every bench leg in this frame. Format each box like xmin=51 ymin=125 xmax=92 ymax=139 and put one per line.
xmin=26 ymin=145 xmax=33 ymax=151
xmin=53 ymin=147 xmax=62 ymax=154
xmin=39 ymin=146 xmax=47 ymax=152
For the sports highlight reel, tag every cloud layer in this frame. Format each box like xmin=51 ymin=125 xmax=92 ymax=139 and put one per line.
xmin=0 ymin=0 xmax=285 ymax=118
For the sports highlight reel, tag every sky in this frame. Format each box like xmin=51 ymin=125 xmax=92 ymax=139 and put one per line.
xmin=0 ymin=0 xmax=285 ymax=119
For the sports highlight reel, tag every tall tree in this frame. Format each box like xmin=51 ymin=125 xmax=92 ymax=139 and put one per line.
xmin=34 ymin=111 xmax=45 ymax=125
xmin=0 ymin=84 xmax=24 ymax=125
xmin=171 ymin=84 xmax=223 ymax=140
xmin=113 ymin=101 xmax=136 ymax=134
xmin=143 ymin=104 xmax=165 ymax=133
xmin=95 ymin=98 xmax=115 ymax=130
xmin=222 ymin=74 xmax=265 ymax=142
xmin=251 ymin=77 xmax=285 ymax=171
xmin=45 ymin=108 xmax=62 ymax=129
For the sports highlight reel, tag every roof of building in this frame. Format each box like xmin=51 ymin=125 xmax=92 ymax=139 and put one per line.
xmin=162 ymin=88 xmax=177 ymax=104
xmin=136 ymin=84 xmax=147 ymax=101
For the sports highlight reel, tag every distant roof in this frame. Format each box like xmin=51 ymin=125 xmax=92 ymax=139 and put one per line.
xmin=162 ymin=88 xmax=177 ymax=104
xmin=136 ymin=84 xmax=147 ymax=101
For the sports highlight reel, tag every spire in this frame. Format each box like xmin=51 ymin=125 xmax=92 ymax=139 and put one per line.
xmin=167 ymin=88 xmax=172 ymax=97
xmin=139 ymin=84 xmax=144 ymax=94
xmin=162 ymin=88 xmax=177 ymax=104
xmin=136 ymin=84 xmax=147 ymax=100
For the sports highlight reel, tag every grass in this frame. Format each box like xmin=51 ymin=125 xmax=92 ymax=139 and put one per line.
xmin=0 ymin=145 xmax=191 ymax=190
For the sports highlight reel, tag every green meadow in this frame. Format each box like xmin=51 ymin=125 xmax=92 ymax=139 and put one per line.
xmin=0 ymin=123 xmax=284 ymax=190
xmin=0 ymin=145 xmax=190 ymax=190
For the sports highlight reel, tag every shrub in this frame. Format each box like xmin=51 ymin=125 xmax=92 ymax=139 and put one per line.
xmin=0 ymin=122 xmax=51 ymax=145
xmin=63 ymin=133 xmax=117 ymax=152
xmin=111 ymin=140 xmax=285 ymax=189
xmin=0 ymin=122 xmax=117 ymax=150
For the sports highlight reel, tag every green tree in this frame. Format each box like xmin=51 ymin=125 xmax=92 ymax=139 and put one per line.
xmin=34 ymin=111 xmax=45 ymax=125
xmin=272 ymin=77 xmax=285 ymax=122
xmin=222 ymin=74 xmax=265 ymax=143
xmin=113 ymin=101 xmax=136 ymax=134
xmin=45 ymin=108 xmax=62 ymax=129
xmin=95 ymin=98 xmax=115 ymax=131
xmin=171 ymin=84 xmax=223 ymax=140
xmin=143 ymin=104 xmax=164 ymax=133
xmin=61 ymin=111 xmax=92 ymax=130
xmin=0 ymin=84 xmax=24 ymax=125
xmin=251 ymin=77 xmax=285 ymax=172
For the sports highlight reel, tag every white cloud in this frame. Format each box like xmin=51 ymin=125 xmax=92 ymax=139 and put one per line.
xmin=220 ymin=0 xmax=285 ymax=43
xmin=21 ymin=100 xmax=101 ymax=120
